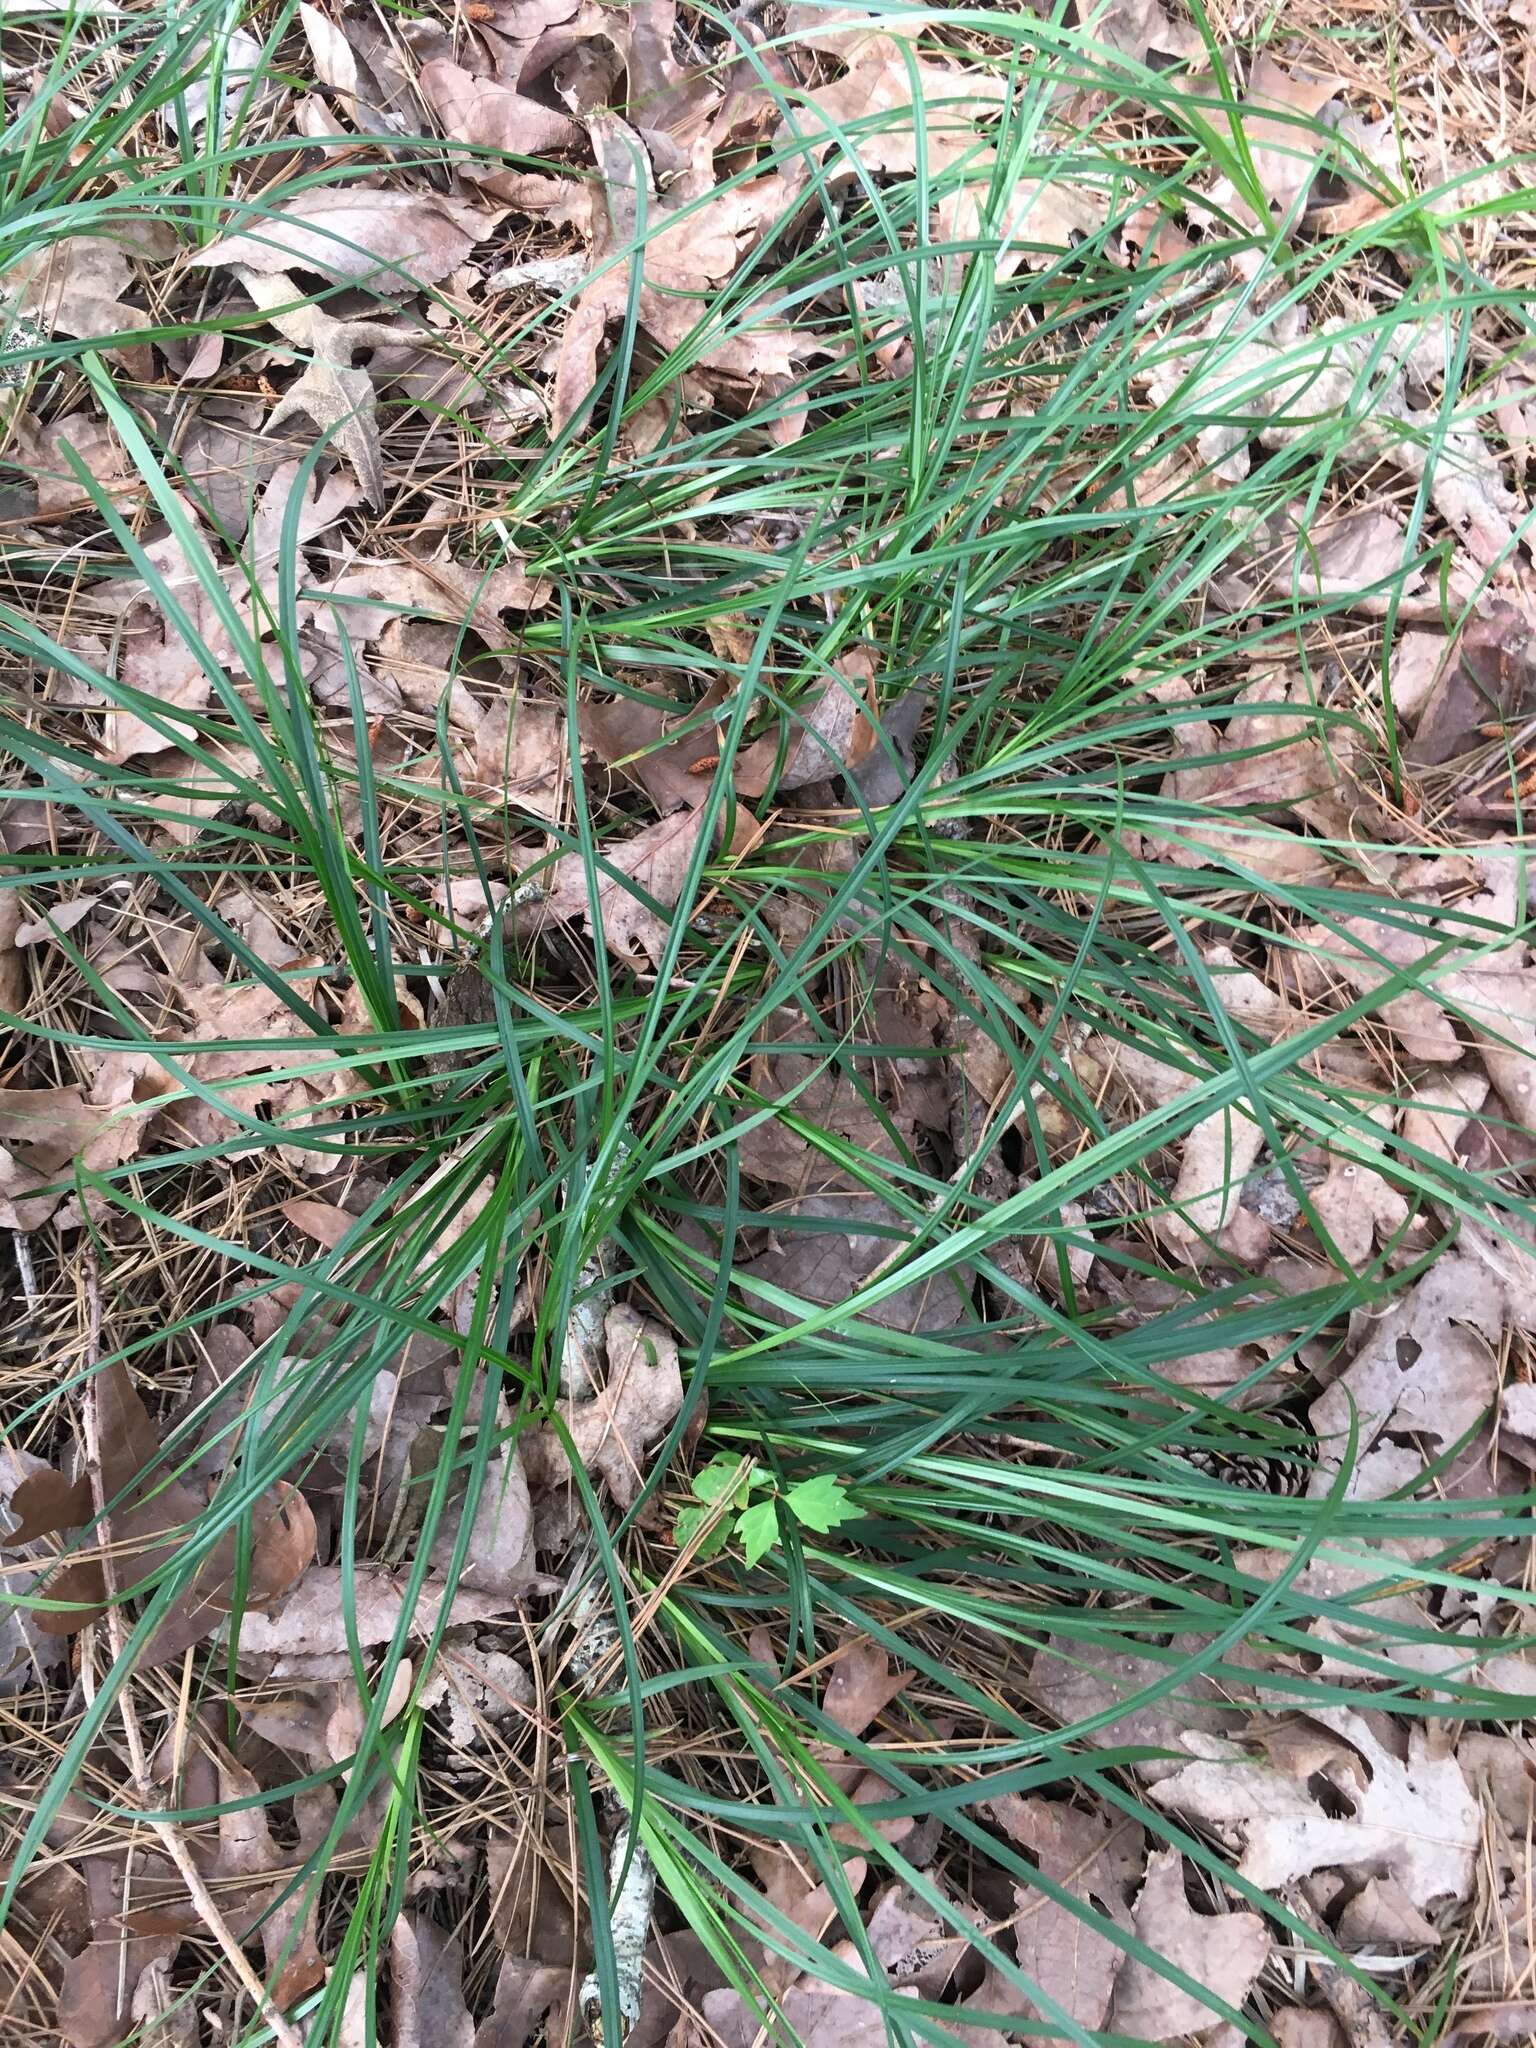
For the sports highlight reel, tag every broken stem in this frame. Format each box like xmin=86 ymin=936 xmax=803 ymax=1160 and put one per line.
xmin=578 ymin=1821 xmax=657 ymax=2043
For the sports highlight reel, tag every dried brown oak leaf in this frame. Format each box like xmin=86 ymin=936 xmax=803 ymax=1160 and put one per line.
xmin=1107 ymin=1848 xmax=1270 ymax=2043
xmin=531 ymin=805 xmax=754 ymax=968
xmin=521 ymin=1303 xmax=683 ymax=1508
xmin=1070 ymin=0 xmax=1201 ymax=63
xmin=230 ymin=1565 xmax=523 ymax=1672
xmin=550 ymin=113 xmax=810 ymax=430
xmin=1308 ymin=1246 xmax=1502 ymax=1496
xmin=1150 ymin=674 xmax=1346 ymax=884
xmin=392 ymin=1913 xmax=476 ymax=2048
xmin=195 ymin=189 xmax=501 ymax=291
xmin=987 ymin=1795 xmax=1144 ymax=2032
xmin=162 ymin=976 xmax=322 ymax=1148
xmin=1028 ymin=1633 xmax=1243 ymax=1783
xmin=1150 ymin=1710 xmax=1478 ymax=1913
xmin=585 ymin=649 xmax=880 ymax=813
xmin=1230 ymin=55 xmax=1345 ymax=227
xmin=420 ymin=56 xmax=583 ymax=161
xmin=313 ymin=545 xmax=550 ymax=637
xmin=2 ymin=231 xmax=162 ymax=379
xmin=0 ymin=1084 xmax=148 ymax=1230
xmin=13 ymin=1364 xmax=313 ymax=1660
xmin=208 ymin=1756 xmax=331 ymax=2004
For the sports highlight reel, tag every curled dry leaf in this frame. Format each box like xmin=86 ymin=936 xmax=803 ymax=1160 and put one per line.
xmin=196 ymin=189 xmax=503 ymax=291
xmin=521 ymin=1303 xmax=683 ymax=1507
xmin=1108 ymin=1848 xmax=1270 ymax=2043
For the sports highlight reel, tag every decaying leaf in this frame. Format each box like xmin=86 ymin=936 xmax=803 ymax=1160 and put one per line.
xmin=230 ymin=1564 xmax=524 ymax=1670
xmin=1108 ymin=1848 xmax=1270 ymax=2042
xmin=420 ymin=56 xmax=582 ymax=165
xmin=1411 ymin=601 xmax=1536 ymax=769
xmin=391 ymin=1913 xmax=475 ymax=2048
xmin=532 ymin=806 xmax=752 ymax=968
xmin=1231 ymin=55 xmax=1345 ymax=227
xmin=195 ymin=189 xmax=502 ymax=290
xmin=0 ymin=1084 xmax=151 ymax=1229
xmin=1309 ymin=1247 xmax=1502 ymax=1494
xmin=1028 ymin=1634 xmax=1243 ymax=1781
xmin=2 ymin=231 xmax=161 ymax=378
xmin=1151 ymin=1712 xmax=1479 ymax=1913
xmin=521 ymin=1303 xmax=683 ymax=1507
xmin=1072 ymin=0 xmax=1201 ymax=63
xmin=988 ymin=1795 xmax=1144 ymax=2030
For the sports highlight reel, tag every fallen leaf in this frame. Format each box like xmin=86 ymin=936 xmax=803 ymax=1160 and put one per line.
xmin=823 ymin=1634 xmax=910 ymax=1737
xmin=234 ymin=266 xmax=405 ymax=507
xmin=99 ymin=508 xmax=233 ymax=763
xmin=1296 ymin=911 xmax=1463 ymax=1063
xmin=420 ymin=56 xmax=582 ymax=164
xmin=392 ymin=1914 xmax=476 ymax=2048
xmin=0 ymin=1084 xmax=149 ymax=1230
xmin=163 ymin=26 xmax=262 ymax=144
xmin=314 ymin=546 xmax=550 ymax=644
xmin=1071 ymin=0 xmax=1202 ymax=62
xmin=1028 ymin=1635 xmax=1243 ymax=1781
xmin=1108 ymin=1848 xmax=1270 ymax=2042
xmin=195 ymin=190 xmax=502 ymax=291
xmin=164 ymin=976 xmax=321 ymax=1147
xmin=739 ymin=1191 xmax=975 ymax=1335
xmin=211 ymin=1756 xmax=330 ymax=2003
xmin=584 ymin=690 xmax=725 ymax=813
xmin=324 ymin=1656 xmax=415 ymax=1765
xmin=521 ymin=1303 xmax=683 ymax=1507
xmin=428 ymin=1447 xmax=535 ymax=1594
xmin=0 ymin=1451 xmax=71 ymax=1694
xmin=534 ymin=806 xmax=750 ymax=968
xmin=705 ymin=1950 xmax=917 ymax=2048
xmin=988 ymin=1795 xmax=1143 ymax=2030
xmin=549 ymin=114 xmax=810 ymax=429
xmin=2 ymin=233 xmax=157 ymax=379
xmin=19 ymin=412 xmax=133 ymax=517
xmin=1236 ymin=55 xmax=1345 ymax=226
xmin=56 ymin=1846 xmax=180 ymax=2048
xmin=1309 ymin=1247 xmax=1502 ymax=1494
xmin=1162 ymin=1101 xmax=1266 ymax=1259
xmin=231 ymin=1565 xmax=522 ymax=1671
xmin=1151 ymin=1712 xmax=1479 ymax=1912
xmin=1411 ymin=601 xmax=1536 ymax=768
xmin=460 ymin=694 xmax=567 ymax=820
xmin=478 ymin=1966 xmax=572 ymax=2048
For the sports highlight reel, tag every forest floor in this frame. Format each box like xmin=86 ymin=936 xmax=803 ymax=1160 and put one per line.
xmin=3 ymin=3 xmax=1536 ymax=2046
